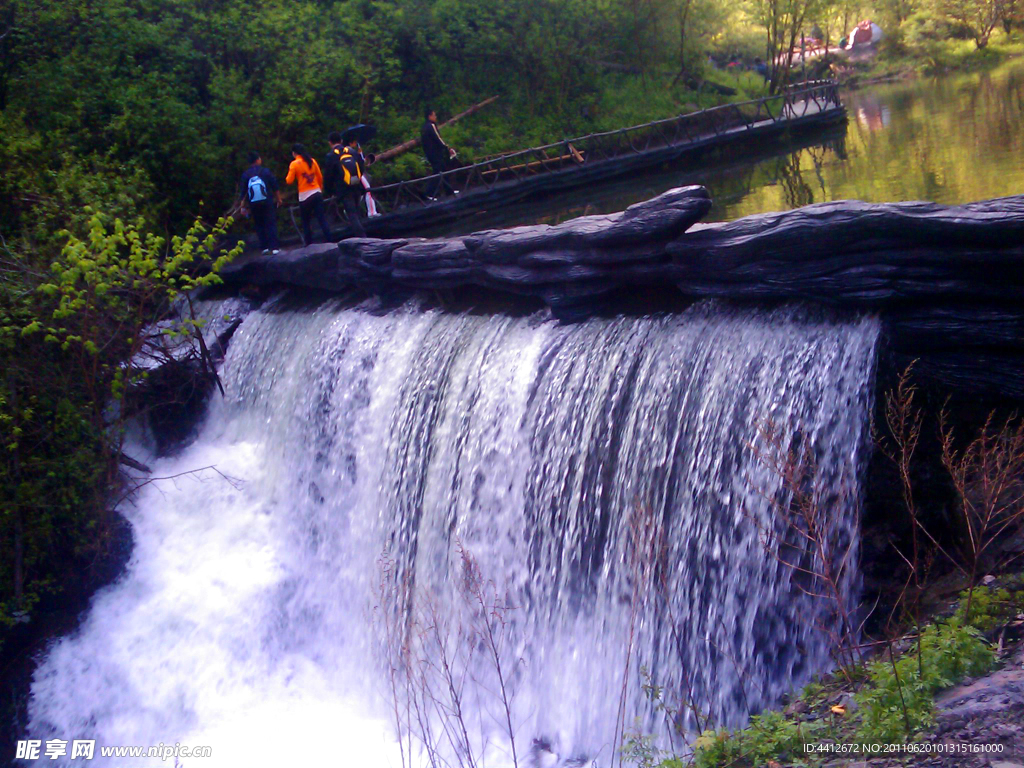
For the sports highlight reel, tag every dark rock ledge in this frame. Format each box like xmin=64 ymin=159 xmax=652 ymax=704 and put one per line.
xmin=219 ymin=186 xmax=1024 ymax=400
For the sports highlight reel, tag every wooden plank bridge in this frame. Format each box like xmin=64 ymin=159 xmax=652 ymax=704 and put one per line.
xmin=286 ymin=80 xmax=845 ymax=241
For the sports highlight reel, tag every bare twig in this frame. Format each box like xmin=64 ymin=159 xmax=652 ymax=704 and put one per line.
xmin=749 ymin=420 xmax=862 ymax=678
xmin=114 ymin=464 xmax=242 ymax=507
xmin=940 ymin=408 xmax=1024 ymax=620
xmin=372 ymin=541 xmax=522 ymax=768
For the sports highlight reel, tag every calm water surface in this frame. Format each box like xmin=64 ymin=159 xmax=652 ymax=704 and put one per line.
xmin=434 ymin=60 xmax=1024 ymax=234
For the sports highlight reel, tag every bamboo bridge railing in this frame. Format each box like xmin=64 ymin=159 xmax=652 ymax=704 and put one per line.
xmin=366 ymin=80 xmax=841 ymax=216
xmin=287 ymin=80 xmax=842 ymax=237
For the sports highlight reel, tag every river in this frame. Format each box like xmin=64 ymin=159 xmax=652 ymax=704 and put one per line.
xmin=431 ymin=60 xmax=1024 ymax=236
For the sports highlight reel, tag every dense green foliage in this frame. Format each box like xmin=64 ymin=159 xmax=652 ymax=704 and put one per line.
xmin=954 ymin=582 xmax=1024 ymax=631
xmin=0 ymin=0 xmax=768 ymax=238
xmin=692 ymin=709 xmax=811 ymax=768
xmin=854 ymin=617 xmax=994 ymax=742
xmin=0 ymin=212 xmax=240 ymax=644
xmin=2 ymin=0 xmax=1021 ymax=238
xmin=671 ymin=606 xmax=999 ymax=767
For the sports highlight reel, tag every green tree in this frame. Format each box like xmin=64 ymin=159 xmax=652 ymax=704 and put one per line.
xmin=940 ymin=0 xmax=1008 ymax=45
xmin=751 ymin=0 xmax=826 ymax=91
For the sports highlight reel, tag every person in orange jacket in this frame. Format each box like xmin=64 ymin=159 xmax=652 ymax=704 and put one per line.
xmin=286 ymin=143 xmax=332 ymax=245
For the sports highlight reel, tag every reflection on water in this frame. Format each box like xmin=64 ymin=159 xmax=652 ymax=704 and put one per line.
xmin=854 ymin=99 xmax=891 ymax=131
xmin=432 ymin=60 xmax=1024 ymax=235
xmin=730 ymin=61 xmax=1024 ymax=218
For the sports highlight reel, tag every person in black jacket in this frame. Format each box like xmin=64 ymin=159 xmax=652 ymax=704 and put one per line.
xmin=238 ymin=151 xmax=282 ymax=254
xmin=421 ymin=108 xmax=457 ymax=200
xmin=323 ymin=132 xmax=367 ymax=237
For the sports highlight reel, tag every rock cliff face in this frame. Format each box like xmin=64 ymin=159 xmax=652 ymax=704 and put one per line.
xmin=219 ymin=186 xmax=1024 ymax=399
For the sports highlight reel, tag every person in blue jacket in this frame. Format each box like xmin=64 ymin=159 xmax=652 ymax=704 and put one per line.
xmin=239 ymin=151 xmax=282 ymax=254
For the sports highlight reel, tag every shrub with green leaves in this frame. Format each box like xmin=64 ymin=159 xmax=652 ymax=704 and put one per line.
xmin=0 ymin=210 xmax=241 ymax=643
xmin=692 ymin=709 xmax=824 ymax=768
xmin=901 ymin=11 xmax=955 ymax=68
xmin=855 ymin=618 xmax=995 ymax=743
xmin=657 ymin=615 xmax=997 ymax=768
xmin=955 ymin=585 xmax=1024 ymax=631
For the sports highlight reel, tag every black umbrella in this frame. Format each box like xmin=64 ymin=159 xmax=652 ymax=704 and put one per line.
xmin=342 ymin=124 xmax=377 ymax=145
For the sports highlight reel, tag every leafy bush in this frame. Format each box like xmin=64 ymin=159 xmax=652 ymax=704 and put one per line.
xmin=693 ymin=710 xmax=822 ymax=768
xmin=681 ymin=617 xmax=995 ymax=768
xmin=855 ymin=618 xmax=995 ymax=743
xmin=954 ymin=585 xmax=1024 ymax=631
xmin=900 ymin=12 xmax=954 ymax=68
xmin=902 ymin=11 xmax=956 ymax=44
xmin=0 ymin=211 xmax=241 ymax=642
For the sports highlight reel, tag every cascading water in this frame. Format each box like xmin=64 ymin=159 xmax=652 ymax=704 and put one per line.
xmin=27 ymin=297 xmax=878 ymax=767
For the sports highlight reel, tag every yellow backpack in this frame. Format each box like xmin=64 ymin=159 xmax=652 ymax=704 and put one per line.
xmin=335 ymin=147 xmax=363 ymax=187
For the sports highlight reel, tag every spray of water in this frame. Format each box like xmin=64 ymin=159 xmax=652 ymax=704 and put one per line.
xmin=28 ymin=298 xmax=878 ymax=766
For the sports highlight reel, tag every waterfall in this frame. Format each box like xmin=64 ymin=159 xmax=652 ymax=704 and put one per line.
xmin=27 ymin=297 xmax=879 ymax=767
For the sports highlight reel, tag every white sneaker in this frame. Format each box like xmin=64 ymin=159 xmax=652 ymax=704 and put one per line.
xmin=272 ymin=249 xmax=281 ymax=255
xmin=261 ymin=248 xmax=270 ymax=255
xmin=427 ymin=196 xmax=438 ymax=202
xmin=453 ymin=189 xmax=461 ymax=195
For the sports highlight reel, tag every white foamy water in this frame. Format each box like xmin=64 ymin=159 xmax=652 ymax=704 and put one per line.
xmin=27 ymin=299 xmax=879 ymax=767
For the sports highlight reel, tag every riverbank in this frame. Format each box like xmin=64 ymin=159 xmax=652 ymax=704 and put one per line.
xmin=676 ymin=576 xmax=1024 ymax=768
xmin=838 ymin=33 xmax=1024 ymax=87
xmin=402 ymin=57 xmax=1024 ymax=237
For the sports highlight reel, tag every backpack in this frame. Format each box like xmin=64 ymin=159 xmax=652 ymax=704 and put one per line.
xmin=247 ymin=173 xmax=268 ymax=203
xmin=337 ymin=148 xmax=363 ymax=187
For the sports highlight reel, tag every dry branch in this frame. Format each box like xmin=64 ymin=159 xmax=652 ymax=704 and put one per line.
xmin=372 ymin=539 xmax=521 ymax=768
xmin=940 ymin=408 xmax=1024 ymax=618
xmin=375 ymin=96 xmax=500 ymax=163
xmin=749 ymin=420 xmax=863 ymax=677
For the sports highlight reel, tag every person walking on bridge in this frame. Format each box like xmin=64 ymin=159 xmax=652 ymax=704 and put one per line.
xmin=286 ymin=143 xmax=332 ymax=245
xmin=239 ymin=151 xmax=282 ymax=255
xmin=421 ymin=108 xmax=458 ymax=200
xmin=324 ymin=132 xmax=368 ymax=237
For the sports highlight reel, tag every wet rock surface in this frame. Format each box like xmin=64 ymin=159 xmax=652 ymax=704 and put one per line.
xmin=919 ymin=643 xmax=1024 ymax=767
xmin=220 ymin=186 xmax=713 ymax=307
xmin=218 ymin=186 xmax=1024 ymax=400
xmin=128 ymin=295 xmax=257 ymax=453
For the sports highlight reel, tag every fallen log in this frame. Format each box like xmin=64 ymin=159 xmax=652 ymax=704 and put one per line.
xmin=119 ymin=453 xmax=152 ymax=473
xmin=375 ymin=95 xmax=500 ymax=163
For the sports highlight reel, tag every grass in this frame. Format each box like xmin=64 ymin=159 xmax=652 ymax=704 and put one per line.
xmin=627 ymin=581 xmax=1019 ymax=768
xmin=955 ymin=580 xmax=1024 ymax=632
xmin=851 ymin=30 xmax=1024 ymax=83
